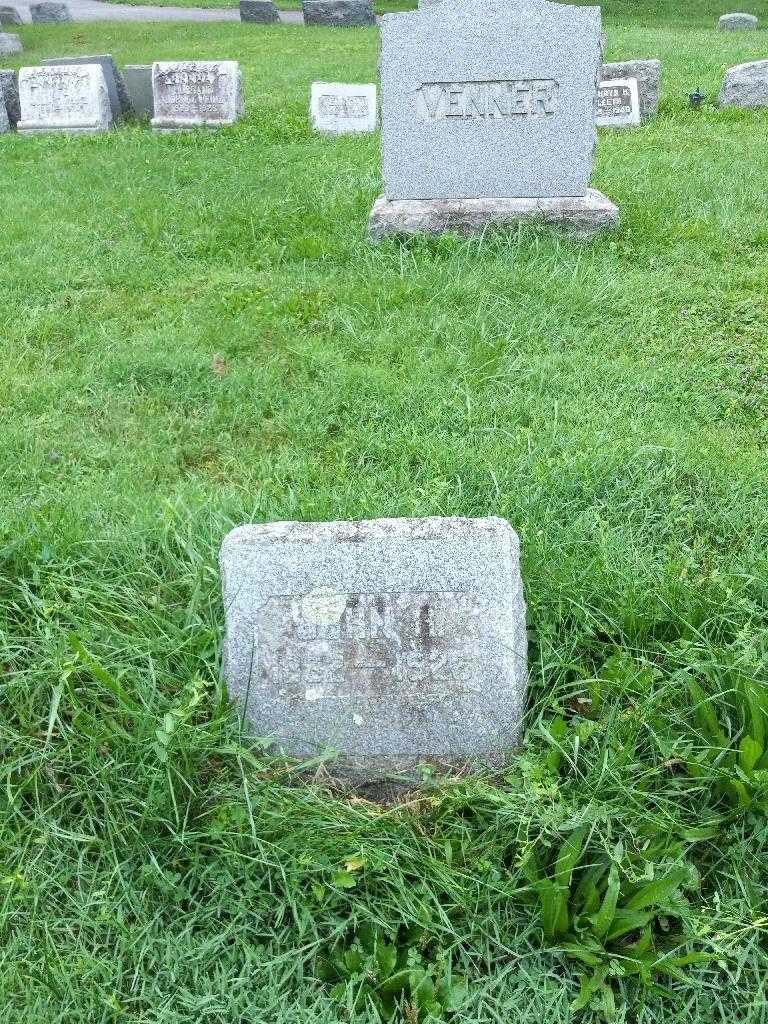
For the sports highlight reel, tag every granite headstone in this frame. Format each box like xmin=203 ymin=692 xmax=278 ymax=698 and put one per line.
xmin=0 ymin=68 xmax=19 ymax=126
xmin=717 ymin=12 xmax=758 ymax=29
xmin=0 ymin=31 xmax=21 ymax=56
xmin=122 ymin=64 xmax=153 ymax=118
xmin=240 ymin=0 xmax=279 ymax=22
xmin=220 ymin=517 xmax=527 ymax=784
xmin=29 ymin=1 xmax=72 ymax=21
xmin=151 ymin=61 xmax=243 ymax=130
xmin=0 ymin=6 xmax=23 ymax=25
xmin=596 ymin=77 xmax=640 ymax=127
xmin=302 ymin=0 xmax=375 ymax=27
xmin=371 ymin=0 xmax=618 ymax=239
xmin=0 ymin=92 xmax=9 ymax=132
xmin=17 ymin=64 xmax=111 ymax=134
xmin=310 ymin=81 xmax=377 ymax=133
xmin=601 ymin=59 xmax=660 ymax=120
xmin=42 ymin=55 xmax=128 ymax=120
xmin=720 ymin=60 xmax=768 ymax=106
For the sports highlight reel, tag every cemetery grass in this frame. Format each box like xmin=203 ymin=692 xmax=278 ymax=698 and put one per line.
xmin=3 ymin=18 xmax=768 ymax=1024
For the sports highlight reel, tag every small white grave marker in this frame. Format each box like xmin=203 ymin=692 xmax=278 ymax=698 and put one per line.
xmin=310 ymin=81 xmax=377 ymax=134
xmin=596 ymin=76 xmax=640 ymax=128
xmin=17 ymin=64 xmax=111 ymax=134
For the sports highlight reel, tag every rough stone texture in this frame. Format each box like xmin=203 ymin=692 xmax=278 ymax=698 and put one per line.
xmin=368 ymin=189 xmax=618 ymax=241
xmin=122 ymin=64 xmax=153 ymax=118
xmin=601 ymin=59 xmax=660 ymax=120
xmin=0 ymin=92 xmax=8 ymax=132
xmin=240 ymin=0 xmax=279 ymax=21
xmin=0 ymin=7 xmax=23 ymax=26
xmin=310 ymin=81 xmax=377 ymax=133
xmin=29 ymin=1 xmax=72 ymax=21
xmin=17 ymin=64 xmax=111 ymax=133
xmin=0 ymin=68 xmax=19 ymax=126
xmin=380 ymin=0 xmax=602 ymax=201
xmin=42 ymin=55 xmax=128 ymax=119
xmin=717 ymin=12 xmax=757 ymax=29
xmin=151 ymin=60 xmax=243 ymax=130
xmin=596 ymin=77 xmax=640 ymax=127
xmin=0 ymin=31 xmax=21 ymax=55
xmin=302 ymin=0 xmax=375 ymax=27
xmin=719 ymin=60 xmax=768 ymax=106
xmin=220 ymin=517 xmax=528 ymax=784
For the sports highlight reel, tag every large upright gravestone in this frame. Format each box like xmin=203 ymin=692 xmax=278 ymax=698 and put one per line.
xmin=17 ymin=65 xmax=112 ymax=134
xmin=369 ymin=0 xmax=618 ymax=240
xmin=221 ymin=517 xmax=527 ymax=785
xmin=151 ymin=61 xmax=243 ymax=130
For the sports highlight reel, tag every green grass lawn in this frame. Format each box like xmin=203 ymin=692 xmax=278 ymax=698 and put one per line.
xmin=3 ymin=15 xmax=768 ymax=1024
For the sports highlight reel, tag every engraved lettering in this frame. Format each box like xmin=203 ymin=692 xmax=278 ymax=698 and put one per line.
xmin=416 ymin=79 xmax=558 ymax=120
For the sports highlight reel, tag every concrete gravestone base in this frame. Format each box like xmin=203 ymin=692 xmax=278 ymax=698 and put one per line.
xmin=368 ymin=191 xmax=619 ymax=241
xmin=220 ymin=517 xmax=527 ymax=788
xmin=302 ymin=0 xmax=375 ymax=27
xmin=601 ymin=59 xmax=660 ymax=120
xmin=720 ymin=60 xmax=768 ymax=106
xmin=0 ymin=32 xmax=22 ymax=56
xmin=17 ymin=64 xmax=112 ymax=133
xmin=240 ymin=0 xmax=280 ymax=22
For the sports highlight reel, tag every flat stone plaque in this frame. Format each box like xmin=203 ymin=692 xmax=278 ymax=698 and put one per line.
xmin=42 ymin=55 xmax=128 ymax=120
xmin=601 ymin=59 xmax=660 ymax=121
xmin=596 ymin=77 xmax=640 ymax=127
xmin=151 ymin=61 xmax=244 ymax=131
xmin=220 ymin=517 xmax=527 ymax=782
xmin=380 ymin=0 xmax=602 ymax=200
xmin=17 ymin=64 xmax=112 ymax=134
xmin=310 ymin=81 xmax=377 ymax=133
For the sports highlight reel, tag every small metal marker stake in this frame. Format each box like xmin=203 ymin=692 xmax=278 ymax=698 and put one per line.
xmin=689 ymin=88 xmax=705 ymax=110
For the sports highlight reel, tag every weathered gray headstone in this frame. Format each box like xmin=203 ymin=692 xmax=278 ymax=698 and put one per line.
xmin=596 ymin=77 xmax=640 ymax=127
xmin=717 ymin=12 xmax=758 ymax=29
xmin=151 ymin=61 xmax=243 ymax=130
xmin=0 ymin=92 xmax=9 ymax=132
xmin=122 ymin=64 xmax=153 ymax=119
xmin=310 ymin=81 xmax=377 ymax=133
xmin=0 ymin=31 xmax=21 ymax=56
xmin=17 ymin=64 xmax=111 ymax=134
xmin=302 ymin=0 xmax=375 ymax=27
xmin=42 ymin=55 xmax=128 ymax=120
xmin=29 ymin=1 xmax=72 ymax=22
xmin=0 ymin=6 xmax=23 ymax=26
xmin=220 ymin=517 xmax=527 ymax=784
xmin=240 ymin=0 xmax=279 ymax=22
xmin=601 ymin=59 xmax=660 ymax=120
xmin=0 ymin=67 xmax=19 ymax=126
xmin=370 ymin=0 xmax=618 ymax=239
xmin=719 ymin=60 xmax=768 ymax=106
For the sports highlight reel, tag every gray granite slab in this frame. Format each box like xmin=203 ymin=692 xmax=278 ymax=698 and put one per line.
xmin=0 ymin=92 xmax=8 ymax=132
xmin=122 ymin=64 xmax=153 ymax=118
xmin=29 ymin=1 xmax=72 ymax=21
xmin=368 ymin=189 xmax=618 ymax=241
xmin=380 ymin=0 xmax=602 ymax=201
xmin=151 ymin=60 xmax=243 ymax=130
xmin=0 ymin=6 xmax=23 ymax=26
xmin=240 ymin=0 xmax=279 ymax=21
xmin=0 ymin=68 xmax=19 ymax=126
xmin=0 ymin=32 xmax=21 ymax=56
xmin=302 ymin=0 xmax=375 ymax=27
xmin=717 ymin=12 xmax=757 ymax=29
xmin=17 ymin=63 xmax=111 ymax=133
xmin=42 ymin=55 xmax=128 ymax=119
xmin=220 ymin=516 xmax=527 ymax=784
xmin=602 ymin=59 xmax=660 ymax=120
xmin=720 ymin=60 xmax=768 ymax=106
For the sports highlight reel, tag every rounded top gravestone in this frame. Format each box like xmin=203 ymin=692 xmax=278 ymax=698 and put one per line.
xmin=717 ymin=12 xmax=758 ymax=29
xmin=720 ymin=60 xmax=768 ymax=106
xmin=29 ymin=1 xmax=72 ymax=21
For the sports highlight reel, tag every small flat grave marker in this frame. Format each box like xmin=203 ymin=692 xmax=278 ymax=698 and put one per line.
xmin=0 ymin=31 xmax=22 ymax=56
xmin=151 ymin=61 xmax=243 ymax=131
xmin=42 ymin=55 xmax=127 ymax=120
xmin=17 ymin=64 xmax=111 ymax=134
xmin=596 ymin=77 xmax=640 ymax=127
xmin=310 ymin=81 xmax=377 ymax=133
